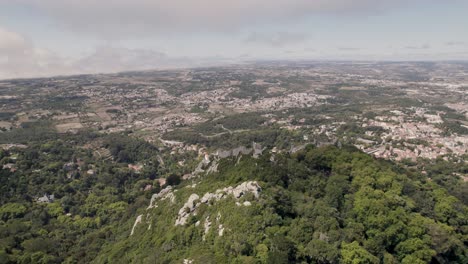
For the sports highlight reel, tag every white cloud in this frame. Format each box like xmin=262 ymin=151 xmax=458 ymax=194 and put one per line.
xmin=74 ymin=47 xmax=167 ymax=73
xmin=72 ymin=46 xmax=219 ymax=74
xmin=0 ymin=27 xmax=29 ymax=51
xmin=337 ymin=47 xmax=362 ymax=51
xmin=22 ymin=0 xmax=407 ymax=38
xmin=0 ymin=27 xmax=229 ymax=79
xmin=446 ymin=41 xmax=467 ymax=46
xmin=404 ymin=44 xmax=431 ymax=50
xmin=0 ymin=27 xmax=68 ymax=79
xmin=1 ymin=1 xmax=466 ymax=79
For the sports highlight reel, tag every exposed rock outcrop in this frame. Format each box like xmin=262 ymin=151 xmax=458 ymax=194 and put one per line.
xmin=147 ymin=186 xmax=175 ymax=209
xmin=193 ymin=143 xmax=264 ymax=175
xmin=175 ymin=181 xmax=261 ymax=226
xmin=215 ymin=142 xmax=265 ymax=159
xmin=252 ymin=142 xmax=265 ymax=158
xmin=205 ymin=160 xmax=219 ymax=174
xmin=175 ymin=194 xmax=200 ymax=226
xmin=203 ymin=217 xmax=211 ymax=241
xmin=218 ymin=224 xmax=224 ymax=237
xmin=37 ymin=194 xmax=55 ymax=203
xmin=130 ymin=214 xmax=143 ymax=236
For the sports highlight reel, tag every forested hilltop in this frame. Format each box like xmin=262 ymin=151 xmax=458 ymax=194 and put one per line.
xmin=1 ymin=132 xmax=466 ymax=263
xmin=93 ymin=145 xmax=468 ymax=264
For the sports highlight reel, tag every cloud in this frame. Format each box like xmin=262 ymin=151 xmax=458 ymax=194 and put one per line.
xmin=245 ymin=32 xmax=309 ymax=47
xmin=304 ymin=47 xmax=316 ymax=52
xmin=72 ymin=46 xmax=226 ymax=74
xmin=0 ymin=27 xmax=71 ymax=79
xmin=404 ymin=44 xmax=430 ymax=50
xmin=21 ymin=0 xmax=409 ymax=38
xmin=73 ymin=47 xmax=168 ymax=73
xmin=337 ymin=47 xmax=362 ymax=51
xmin=0 ymin=28 xmax=28 ymax=52
xmin=446 ymin=41 xmax=466 ymax=46
xmin=0 ymin=27 xmax=231 ymax=80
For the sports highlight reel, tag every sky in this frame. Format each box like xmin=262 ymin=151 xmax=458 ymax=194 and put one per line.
xmin=0 ymin=0 xmax=468 ymax=79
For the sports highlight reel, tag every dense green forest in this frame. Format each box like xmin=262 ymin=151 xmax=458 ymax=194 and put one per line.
xmin=94 ymin=145 xmax=467 ymax=264
xmin=0 ymin=133 xmax=466 ymax=263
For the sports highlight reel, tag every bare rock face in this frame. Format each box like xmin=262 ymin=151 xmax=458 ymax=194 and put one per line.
xmin=218 ymin=224 xmax=224 ymax=237
xmin=175 ymin=194 xmax=200 ymax=226
xmin=193 ymin=153 xmax=212 ymax=174
xmin=200 ymin=191 xmax=224 ymax=203
xmin=129 ymin=186 xmax=176 ymax=235
xmin=194 ymin=143 xmax=264 ymax=175
xmin=147 ymin=186 xmax=175 ymax=209
xmin=174 ymin=181 xmax=261 ymax=226
xmin=252 ymin=142 xmax=265 ymax=158
xmin=130 ymin=214 xmax=143 ymax=236
xmin=232 ymin=146 xmax=251 ymax=156
xmin=205 ymin=160 xmax=219 ymax=174
xmin=203 ymin=217 xmax=211 ymax=241
xmin=201 ymin=181 xmax=261 ymax=203
xmin=232 ymin=181 xmax=261 ymax=199
xmin=37 ymin=194 xmax=55 ymax=203
xmin=214 ymin=143 xmax=263 ymax=159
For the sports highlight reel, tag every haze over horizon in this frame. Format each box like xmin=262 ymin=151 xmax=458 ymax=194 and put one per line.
xmin=1 ymin=0 xmax=468 ymax=79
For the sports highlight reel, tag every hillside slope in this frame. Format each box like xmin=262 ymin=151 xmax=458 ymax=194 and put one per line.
xmin=93 ymin=145 xmax=467 ymax=264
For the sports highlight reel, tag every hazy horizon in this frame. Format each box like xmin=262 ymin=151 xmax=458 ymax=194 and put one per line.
xmin=1 ymin=0 xmax=468 ymax=79
xmin=3 ymin=59 xmax=468 ymax=82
